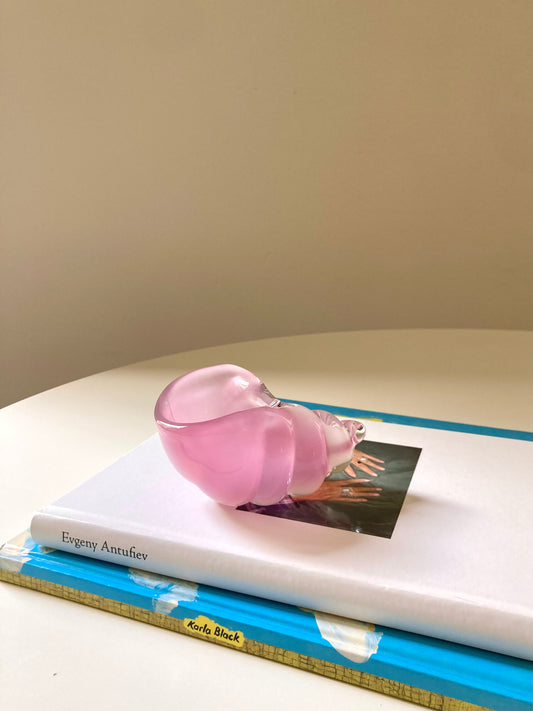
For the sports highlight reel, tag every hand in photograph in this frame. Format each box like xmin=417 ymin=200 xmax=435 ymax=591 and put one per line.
xmin=344 ymin=451 xmax=385 ymax=478
xmin=292 ymin=479 xmax=382 ymax=503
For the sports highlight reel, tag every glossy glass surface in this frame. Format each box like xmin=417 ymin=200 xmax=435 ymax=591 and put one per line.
xmin=155 ymin=365 xmax=365 ymax=507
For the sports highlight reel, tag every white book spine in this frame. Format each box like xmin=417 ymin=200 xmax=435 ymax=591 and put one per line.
xmin=30 ymin=507 xmax=532 ymax=660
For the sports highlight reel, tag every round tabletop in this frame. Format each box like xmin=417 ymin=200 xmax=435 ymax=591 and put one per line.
xmin=1 ymin=329 xmax=531 ymax=711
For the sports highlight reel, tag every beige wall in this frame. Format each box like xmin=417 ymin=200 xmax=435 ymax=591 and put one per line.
xmin=1 ymin=1 xmax=531 ymax=407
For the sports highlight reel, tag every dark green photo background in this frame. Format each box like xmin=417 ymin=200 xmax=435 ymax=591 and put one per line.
xmin=239 ymin=440 xmax=421 ymax=539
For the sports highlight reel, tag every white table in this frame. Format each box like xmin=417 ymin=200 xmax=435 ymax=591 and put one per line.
xmin=1 ymin=330 xmax=531 ymax=711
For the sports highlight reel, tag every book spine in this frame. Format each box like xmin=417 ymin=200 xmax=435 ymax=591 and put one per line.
xmin=31 ymin=510 xmax=212 ymax=582
xmin=30 ymin=509 xmax=533 ymax=661
xmin=30 ymin=508 xmax=397 ymax=627
xmin=4 ymin=532 xmax=532 ymax=711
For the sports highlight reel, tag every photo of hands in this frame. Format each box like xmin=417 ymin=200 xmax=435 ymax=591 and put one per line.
xmin=238 ymin=434 xmax=422 ymax=539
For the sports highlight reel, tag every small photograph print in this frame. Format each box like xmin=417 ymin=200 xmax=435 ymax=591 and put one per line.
xmin=238 ymin=439 xmax=422 ymax=539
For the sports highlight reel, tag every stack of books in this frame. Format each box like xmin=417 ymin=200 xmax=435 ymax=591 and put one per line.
xmin=2 ymin=401 xmax=532 ymax=711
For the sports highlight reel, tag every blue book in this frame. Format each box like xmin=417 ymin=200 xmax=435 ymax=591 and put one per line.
xmin=0 ymin=530 xmax=531 ymax=711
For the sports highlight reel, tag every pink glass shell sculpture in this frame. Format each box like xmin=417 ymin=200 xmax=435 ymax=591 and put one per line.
xmin=154 ymin=364 xmax=366 ymax=508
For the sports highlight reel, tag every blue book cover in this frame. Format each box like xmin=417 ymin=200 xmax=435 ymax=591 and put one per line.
xmin=1 ymin=530 xmax=531 ymax=711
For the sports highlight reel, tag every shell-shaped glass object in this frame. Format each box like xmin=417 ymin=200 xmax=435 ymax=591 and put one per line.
xmin=154 ymin=364 xmax=366 ymax=507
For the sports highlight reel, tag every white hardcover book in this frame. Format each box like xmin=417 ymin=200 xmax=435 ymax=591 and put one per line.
xmin=30 ymin=413 xmax=533 ymax=660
